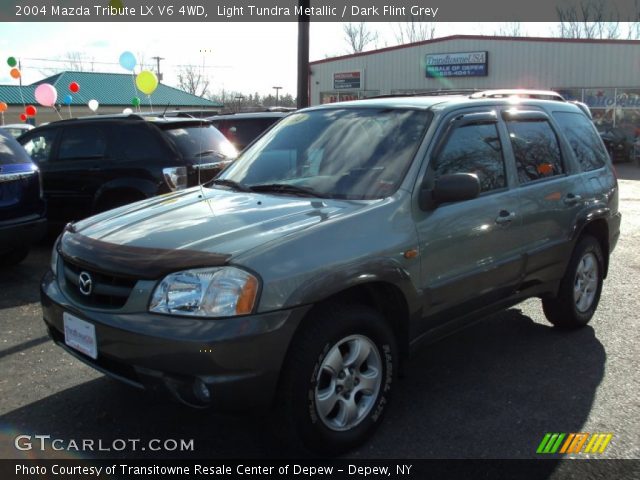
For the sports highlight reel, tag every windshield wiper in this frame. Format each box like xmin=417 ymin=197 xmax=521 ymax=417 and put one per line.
xmin=210 ymin=178 xmax=253 ymax=192
xmin=194 ymin=149 xmax=227 ymax=159
xmin=249 ymin=183 xmax=330 ymax=198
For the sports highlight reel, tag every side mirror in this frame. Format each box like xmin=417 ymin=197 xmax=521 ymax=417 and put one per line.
xmin=419 ymin=173 xmax=480 ymax=210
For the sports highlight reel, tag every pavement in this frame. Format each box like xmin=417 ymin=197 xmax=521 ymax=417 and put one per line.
xmin=0 ymin=164 xmax=638 ymax=461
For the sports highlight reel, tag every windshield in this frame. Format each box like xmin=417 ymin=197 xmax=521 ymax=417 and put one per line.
xmin=162 ymin=124 xmax=238 ymax=160
xmin=217 ymin=108 xmax=431 ymax=200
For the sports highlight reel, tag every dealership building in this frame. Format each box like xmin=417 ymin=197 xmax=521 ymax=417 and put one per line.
xmin=309 ymin=34 xmax=640 ymax=131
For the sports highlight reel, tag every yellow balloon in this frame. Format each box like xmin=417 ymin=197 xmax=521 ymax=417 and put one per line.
xmin=135 ymin=70 xmax=158 ymax=95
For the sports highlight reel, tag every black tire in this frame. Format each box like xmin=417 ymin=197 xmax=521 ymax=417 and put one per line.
xmin=275 ymin=303 xmax=397 ymax=455
xmin=542 ymin=235 xmax=604 ymax=329
xmin=0 ymin=247 xmax=29 ymax=267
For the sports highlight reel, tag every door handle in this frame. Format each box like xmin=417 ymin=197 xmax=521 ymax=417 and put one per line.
xmin=564 ymin=193 xmax=582 ymax=206
xmin=495 ymin=210 xmax=516 ymax=225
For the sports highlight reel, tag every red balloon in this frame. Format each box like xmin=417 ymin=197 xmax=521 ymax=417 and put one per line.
xmin=69 ymin=82 xmax=80 ymax=93
xmin=25 ymin=105 xmax=37 ymax=116
xmin=19 ymin=113 xmax=27 ymax=121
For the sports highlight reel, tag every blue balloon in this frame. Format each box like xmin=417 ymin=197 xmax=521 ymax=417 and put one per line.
xmin=63 ymin=94 xmax=73 ymax=105
xmin=119 ymin=51 xmax=137 ymax=71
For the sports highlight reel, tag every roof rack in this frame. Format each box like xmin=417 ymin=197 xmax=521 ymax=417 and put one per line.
xmin=370 ymin=89 xmax=481 ymax=99
xmin=470 ymin=89 xmax=566 ymax=101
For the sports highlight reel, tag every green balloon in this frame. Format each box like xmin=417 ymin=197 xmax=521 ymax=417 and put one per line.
xmin=132 ymin=97 xmax=141 ymax=107
xmin=7 ymin=57 xmax=17 ymax=67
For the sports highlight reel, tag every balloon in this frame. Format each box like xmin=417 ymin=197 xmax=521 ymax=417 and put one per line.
xmin=122 ymin=108 xmax=133 ymax=115
xmin=119 ymin=51 xmax=137 ymax=71
xmin=25 ymin=105 xmax=37 ymax=117
xmin=135 ymin=70 xmax=158 ymax=95
xmin=19 ymin=113 xmax=27 ymax=122
xmin=88 ymin=99 xmax=99 ymax=112
xmin=0 ymin=102 xmax=7 ymax=113
xmin=7 ymin=57 xmax=17 ymax=67
xmin=131 ymin=97 xmax=141 ymax=107
xmin=34 ymin=83 xmax=57 ymax=107
xmin=69 ymin=82 xmax=80 ymax=93
xmin=63 ymin=94 xmax=73 ymax=105
xmin=10 ymin=68 xmax=21 ymax=79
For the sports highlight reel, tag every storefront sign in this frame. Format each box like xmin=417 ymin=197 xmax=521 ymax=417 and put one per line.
xmin=425 ymin=51 xmax=488 ymax=78
xmin=334 ymin=71 xmax=362 ymax=90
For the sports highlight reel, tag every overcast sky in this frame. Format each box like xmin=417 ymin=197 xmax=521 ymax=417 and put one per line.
xmin=0 ymin=22 xmax=562 ymax=97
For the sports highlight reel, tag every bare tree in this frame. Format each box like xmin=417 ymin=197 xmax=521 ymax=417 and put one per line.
xmin=394 ymin=16 xmax=437 ymax=44
xmin=177 ymin=65 xmax=210 ymax=97
xmin=343 ymin=23 xmax=379 ymax=53
xmin=63 ymin=51 xmax=95 ymax=71
xmin=555 ymin=0 xmax=621 ymax=38
xmin=494 ymin=22 xmax=525 ymax=37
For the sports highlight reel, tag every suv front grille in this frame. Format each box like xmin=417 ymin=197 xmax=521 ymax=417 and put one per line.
xmin=62 ymin=259 xmax=137 ymax=309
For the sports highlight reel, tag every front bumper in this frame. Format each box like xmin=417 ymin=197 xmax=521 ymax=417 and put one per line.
xmin=0 ymin=215 xmax=46 ymax=254
xmin=41 ymin=271 xmax=309 ymax=411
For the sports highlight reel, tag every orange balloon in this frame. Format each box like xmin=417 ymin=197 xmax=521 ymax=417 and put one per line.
xmin=0 ymin=102 xmax=7 ymax=113
xmin=10 ymin=68 xmax=21 ymax=79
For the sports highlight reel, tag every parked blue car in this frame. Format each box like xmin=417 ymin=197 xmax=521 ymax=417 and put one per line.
xmin=0 ymin=129 xmax=46 ymax=266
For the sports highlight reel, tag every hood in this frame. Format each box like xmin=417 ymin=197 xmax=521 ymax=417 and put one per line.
xmin=71 ymin=186 xmax=367 ymax=260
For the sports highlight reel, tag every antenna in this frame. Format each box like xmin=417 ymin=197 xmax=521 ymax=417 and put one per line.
xmin=161 ymin=102 xmax=171 ymax=117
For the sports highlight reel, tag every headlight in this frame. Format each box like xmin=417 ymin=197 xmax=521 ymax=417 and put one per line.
xmin=149 ymin=267 xmax=259 ymax=317
xmin=50 ymin=240 xmax=60 ymax=275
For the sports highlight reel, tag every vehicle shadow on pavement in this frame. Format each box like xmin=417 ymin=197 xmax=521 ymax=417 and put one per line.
xmin=365 ymin=308 xmax=606 ymax=460
xmin=0 ymin=242 xmax=51 ymax=310
xmin=616 ymin=162 xmax=640 ymax=181
xmin=0 ymin=308 xmax=605 ymax=463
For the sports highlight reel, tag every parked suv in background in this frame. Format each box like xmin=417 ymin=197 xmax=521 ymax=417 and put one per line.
xmin=208 ymin=111 xmax=290 ymax=150
xmin=0 ymin=129 xmax=46 ymax=266
xmin=18 ymin=115 xmax=237 ymax=227
xmin=41 ymin=93 xmax=620 ymax=453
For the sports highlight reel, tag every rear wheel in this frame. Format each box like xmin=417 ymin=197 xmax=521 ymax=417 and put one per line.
xmin=276 ymin=303 xmax=397 ymax=454
xmin=542 ymin=235 xmax=604 ymax=329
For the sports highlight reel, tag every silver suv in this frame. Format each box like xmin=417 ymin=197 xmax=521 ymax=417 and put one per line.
xmin=41 ymin=92 xmax=620 ymax=454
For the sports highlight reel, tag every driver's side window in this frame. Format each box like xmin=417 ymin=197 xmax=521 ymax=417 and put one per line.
xmin=433 ymin=122 xmax=506 ymax=193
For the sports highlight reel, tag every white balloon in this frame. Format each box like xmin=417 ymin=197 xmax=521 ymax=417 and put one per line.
xmin=88 ymin=99 xmax=99 ymax=112
xmin=122 ymin=108 xmax=133 ymax=114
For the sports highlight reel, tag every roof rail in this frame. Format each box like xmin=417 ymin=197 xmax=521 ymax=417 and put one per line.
xmin=470 ymin=89 xmax=566 ymax=101
xmin=369 ymin=89 xmax=482 ymax=99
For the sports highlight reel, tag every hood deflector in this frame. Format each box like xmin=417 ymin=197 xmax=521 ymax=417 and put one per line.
xmin=59 ymin=229 xmax=230 ymax=280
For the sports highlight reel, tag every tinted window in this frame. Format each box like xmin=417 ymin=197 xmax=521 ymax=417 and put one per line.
xmin=162 ymin=124 xmax=237 ymax=160
xmin=112 ymin=124 xmax=167 ymax=161
xmin=506 ymin=120 xmax=563 ymax=184
xmin=0 ymin=131 xmax=33 ymax=165
xmin=225 ymin=118 xmax=280 ymax=149
xmin=433 ymin=123 xmax=506 ymax=193
xmin=553 ymin=112 xmax=607 ymax=171
xmin=20 ymin=129 xmax=58 ymax=164
xmin=58 ymin=125 xmax=108 ymax=160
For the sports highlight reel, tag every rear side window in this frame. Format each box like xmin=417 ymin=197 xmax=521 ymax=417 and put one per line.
xmin=0 ymin=131 xmax=33 ymax=165
xmin=112 ymin=124 xmax=168 ymax=162
xmin=20 ymin=129 xmax=58 ymax=164
xmin=553 ymin=112 xmax=607 ymax=171
xmin=226 ymin=118 xmax=279 ymax=148
xmin=58 ymin=125 xmax=108 ymax=160
xmin=506 ymin=120 xmax=563 ymax=184
xmin=433 ymin=123 xmax=506 ymax=193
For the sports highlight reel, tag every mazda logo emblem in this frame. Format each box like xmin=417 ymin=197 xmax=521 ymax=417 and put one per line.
xmin=78 ymin=271 xmax=93 ymax=296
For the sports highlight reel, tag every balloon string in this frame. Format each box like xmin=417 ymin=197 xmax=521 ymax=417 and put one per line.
xmin=1 ymin=112 xmax=4 ymax=126
xmin=68 ymin=105 xmax=72 ymax=119
xmin=53 ymin=106 xmax=63 ymax=121
xmin=148 ymin=95 xmax=153 ymax=112
xmin=131 ymin=73 xmax=140 ymax=112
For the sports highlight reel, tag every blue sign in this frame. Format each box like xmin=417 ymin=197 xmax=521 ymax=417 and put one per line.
xmin=425 ymin=51 xmax=488 ymax=78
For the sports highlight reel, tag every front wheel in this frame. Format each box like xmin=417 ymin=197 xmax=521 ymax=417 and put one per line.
xmin=542 ymin=235 xmax=604 ymax=329
xmin=276 ymin=304 xmax=397 ymax=454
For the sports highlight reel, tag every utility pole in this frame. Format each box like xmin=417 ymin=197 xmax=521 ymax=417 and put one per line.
xmin=273 ymin=86 xmax=282 ymax=107
xmin=297 ymin=0 xmax=310 ymax=108
xmin=235 ymin=95 xmax=244 ymax=113
xmin=152 ymin=56 xmax=165 ymax=81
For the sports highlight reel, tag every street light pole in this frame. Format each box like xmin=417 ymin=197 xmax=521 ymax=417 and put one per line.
xmin=273 ymin=86 xmax=282 ymax=107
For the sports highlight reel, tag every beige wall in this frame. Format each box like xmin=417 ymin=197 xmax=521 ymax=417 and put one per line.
xmin=310 ymin=38 xmax=640 ymax=105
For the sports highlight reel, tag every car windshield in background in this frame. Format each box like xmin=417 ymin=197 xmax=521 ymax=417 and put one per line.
xmin=162 ymin=124 xmax=237 ymax=160
xmin=0 ymin=130 xmax=33 ymax=165
xmin=218 ymin=108 xmax=432 ymax=200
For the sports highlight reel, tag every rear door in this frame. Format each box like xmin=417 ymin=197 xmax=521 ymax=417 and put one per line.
xmin=415 ymin=109 xmax=524 ymax=329
xmin=502 ymin=109 xmax=590 ymax=285
xmin=46 ymin=123 xmax=112 ymax=223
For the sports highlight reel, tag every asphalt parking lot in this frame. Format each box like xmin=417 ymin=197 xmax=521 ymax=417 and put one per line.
xmin=0 ymin=164 xmax=639 ymax=460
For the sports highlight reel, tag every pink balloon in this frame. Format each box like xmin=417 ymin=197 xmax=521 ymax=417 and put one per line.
xmin=34 ymin=83 xmax=58 ymax=107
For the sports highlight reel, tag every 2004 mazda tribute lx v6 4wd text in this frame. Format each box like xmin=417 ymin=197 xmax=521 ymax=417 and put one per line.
xmin=41 ymin=93 xmax=620 ymax=453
